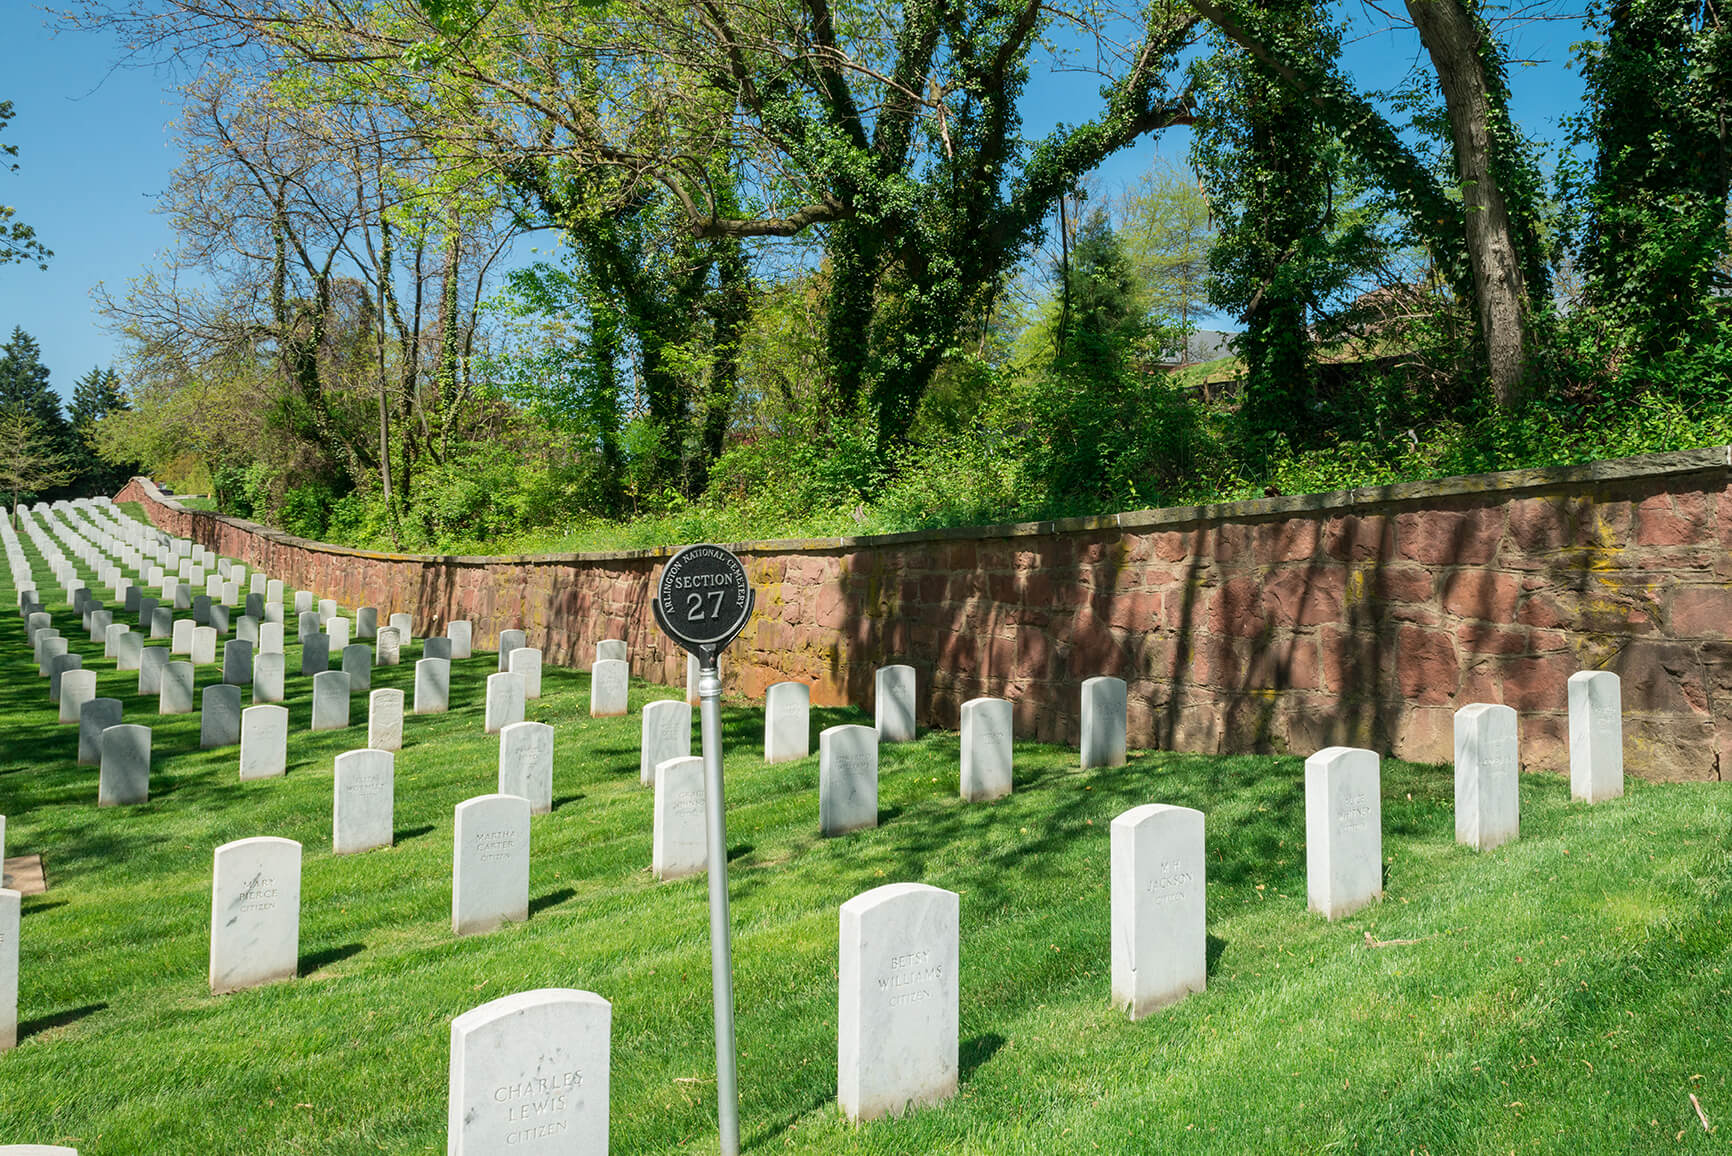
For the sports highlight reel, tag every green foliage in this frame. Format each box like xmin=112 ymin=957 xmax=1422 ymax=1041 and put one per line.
xmin=1570 ymin=0 xmax=1732 ymax=360
xmin=0 ymin=100 xmax=51 ymax=272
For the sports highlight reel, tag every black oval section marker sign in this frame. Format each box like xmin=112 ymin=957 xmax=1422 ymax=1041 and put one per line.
xmin=654 ymin=543 xmax=755 ymax=656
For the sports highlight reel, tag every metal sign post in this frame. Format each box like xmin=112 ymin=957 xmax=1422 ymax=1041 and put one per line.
xmin=652 ymin=544 xmax=755 ymax=1156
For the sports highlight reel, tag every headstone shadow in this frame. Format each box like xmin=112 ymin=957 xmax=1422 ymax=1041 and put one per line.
xmin=300 ymin=943 xmax=364 ymax=976
xmin=18 ymin=1001 xmax=107 ymax=1042
xmin=528 ymin=887 xmax=576 ymax=916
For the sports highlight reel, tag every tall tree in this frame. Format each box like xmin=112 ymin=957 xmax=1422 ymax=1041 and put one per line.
xmin=1121 ymin=162 xmax=1216 ymax=357
xmin=0 ymin=401 xmax=74 ymax=522
xmin=0 ymin=327 xmax=66 ymax=433
xmin=70 ymin=365 xmax=135 ymax=494
xmin=1182 ymin=0 xmax=1547 ymax=403
xmin=1574 ymin=0 xmax=1732 ymax=361
xmin=1 ymin=100 xmax=52 ymax=272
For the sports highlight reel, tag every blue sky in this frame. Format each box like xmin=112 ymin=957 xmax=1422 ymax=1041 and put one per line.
xmin=0 ymin=3 xmax=1587 ymax=401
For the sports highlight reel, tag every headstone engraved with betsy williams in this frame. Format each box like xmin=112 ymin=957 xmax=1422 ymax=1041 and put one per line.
xmin=651 ymin=544 xmax=755 ymax=1156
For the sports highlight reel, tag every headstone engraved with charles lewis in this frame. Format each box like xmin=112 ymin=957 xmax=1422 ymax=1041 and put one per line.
xmin=820 ymin=724 xmax=878 ymax=836
xmin=653 ymin=755 xmax=708 ymax=881
xmin=838 ymin=882 xmax=959 ymax=1122
xmin=1568 ymin=670 xmax=1624 ymax=803
xmin=1305 ymin=746 xmax=1383 ymax=920
xmin=1111 ymin=803 xmax=1206 ymax=1019
xmin=764 ymin=681 xmax=810 ymax=764
xmin=1455 ymin=703 xmax=1519 ymax=851
xmin=452 ymin=794 xmax=531 ymax=936
xmin=639 ymin=700 xmax=692 ymax=787
xmin=960 ymin=696 xmax=1013 ymax=802
xmin=499 ymin=721 xmax=555 ymax=815
xmin=334 ymin=749 xmax=394 ymax=854
xmin=209 ymin=836 xmax=300 ymax=994
xmin=447 ymin=989 xmax=611 ymax=1155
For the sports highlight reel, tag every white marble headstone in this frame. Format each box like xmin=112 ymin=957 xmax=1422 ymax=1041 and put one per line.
xmin=415 ymin=657 xmax=451 ymax=715
xmin=652 ymin=755 xmax=707 ymax=881
xmin=0 ymin=888 xmax=16 ymax=1051
xmin=447 ymin=619 xmax=472 ymax=660
xmin=252 ymin=652 xmax=286 ymax=704
xmin=1110 ymin=803 xmax=1206 ymax=1018
xmin=311 ymin=670 xmax=351 ymax=731
xmin=507 ymin=646 xmax=542 ymax=700
xmin=497 ymin=629 xmax=526 ymax=672
xmin=764 ymin=681 xmax=810 ymax=764
xmin=820 ymin=724 xmax=878 ymax=836
xmin=837 ymin=882 xmax=959 ymax=1122
xmin=874 ymin=664 xmax=916 ymax=742
xmin=499 ymin=721 xmax=554 ymax=815
xmin=595 ymin=638 xmax=627 ymax=664
xmin=452 ymin=794 xmax=531 ymax=936
xmin=1568 ymin=670 xmax=1624 ymax=803
xmin=639 ymin=700 xmax=692 ymax=787
xmin=1081 ymin=676 xmax=1128 ymax=768
xmin=259 ymin=621 xmax=285 ymax=655
xmin=1305 ymin=746 xmax=1382 ymax=920
xmin=240 ymin=705 xmax=290 ymax=781
xmin=1455 ymin=703 xmax=1519 ymax=851
xmin=959 ymin=696 xmax=1013 ymax=802
xmin=57 ymin=669 xmax=96 ymax=726
xmin=334 ymin=749 xmax=394 ymax=854
xmin=375 ymin=626 xmax=401 ymax=666
xmin=209 ymin=836 xmax=300 ymax=994
xmin=590 ymin=659 xmax=628 ymax=717
xmin=447 ymin=989 xmax=610 ymax=1154
xmin=368 ymin=688 xmax=404 ymax=752
xmin=484 ymin=671 xmax=525 ymax=734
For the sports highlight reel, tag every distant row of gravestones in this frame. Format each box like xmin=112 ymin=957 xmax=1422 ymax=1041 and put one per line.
xmin=0 ymin=498 xmax=1633 ymax=1152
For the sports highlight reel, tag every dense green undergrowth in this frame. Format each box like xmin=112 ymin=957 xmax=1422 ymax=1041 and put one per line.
xmin=4 ymin=511 xmax=1731 ymax=1153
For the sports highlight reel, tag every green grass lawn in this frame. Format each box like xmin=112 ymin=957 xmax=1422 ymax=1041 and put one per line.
xmin=2 ymin=523 xmax=1730 ymax=1153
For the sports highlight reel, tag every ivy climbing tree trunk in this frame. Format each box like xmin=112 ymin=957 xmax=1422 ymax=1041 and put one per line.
xmin=1405 ymin=0 xmax=1530 ymax=404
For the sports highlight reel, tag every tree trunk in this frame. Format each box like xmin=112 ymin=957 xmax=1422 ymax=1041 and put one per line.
xmin=1405 ymin=0 xmax=1529 ymax=404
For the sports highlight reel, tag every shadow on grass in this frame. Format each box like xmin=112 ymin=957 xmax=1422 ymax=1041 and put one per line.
xmin=529 ymin=888 xmax=577 ymax=916
xmin=18 ymin=1001 xmax=106 ymax=1041
xmin=727 ymin=843 xmax=755 ymax=862
xmin=22 ymin=899 xmax=67 ymax=915
xmin=960 ymin=1031 xmax=1007 ymax=1081
xmin=395 ymin=825 xmax=435 ymax=843
xmin=1206 ymin=932 xmax=1227 ymax=977
xmin=551 ymin=794 xmax=585 ymax=812
xmin=300 ymin=943 xmax=365 ymax=975
xmin=744 ymin=1086 xmax=834 ymax=1152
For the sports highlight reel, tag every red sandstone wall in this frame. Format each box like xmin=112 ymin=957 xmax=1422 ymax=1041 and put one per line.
xmin=117 ymin=447 xmax=1732 ymax=782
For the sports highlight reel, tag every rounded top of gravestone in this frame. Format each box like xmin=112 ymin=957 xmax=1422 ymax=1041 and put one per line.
xmin=654 ymin=543 xmax=753 ymax=651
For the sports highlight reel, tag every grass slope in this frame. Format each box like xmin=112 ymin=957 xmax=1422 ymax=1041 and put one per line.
xmin=1 ymin=528 xmax=1729 ymax=1153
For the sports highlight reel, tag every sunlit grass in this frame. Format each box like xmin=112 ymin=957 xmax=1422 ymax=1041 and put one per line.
xmin=1 ymin=527 xmax=1729 ymax=1153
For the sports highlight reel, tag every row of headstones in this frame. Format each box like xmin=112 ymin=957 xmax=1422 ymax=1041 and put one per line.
xmin=459 ymin=676 xmax=1634 ymax=1144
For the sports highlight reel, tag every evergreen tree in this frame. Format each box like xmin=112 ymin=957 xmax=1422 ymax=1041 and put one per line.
xmin=0 ymin=327 xmax=65 ymax=431
xmin=70 ymin=365 xmax=134 ymax=494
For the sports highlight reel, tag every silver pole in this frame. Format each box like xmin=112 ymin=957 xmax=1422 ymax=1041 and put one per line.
xmin=698 ymin=660 xmax=741 ymax=1155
